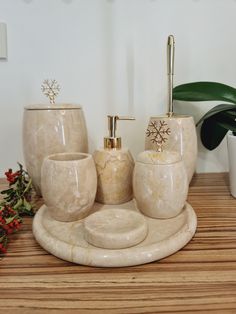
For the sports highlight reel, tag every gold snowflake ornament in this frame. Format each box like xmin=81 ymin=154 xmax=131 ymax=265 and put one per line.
xmin=41 ymin=79 xmax=60 ymax=104
xmin=146 ymin=120 xmax=171 ymax=152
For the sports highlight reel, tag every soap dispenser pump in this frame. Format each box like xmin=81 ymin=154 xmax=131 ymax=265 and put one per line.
xmin=93 ymin=115 xmax=135 ymax=205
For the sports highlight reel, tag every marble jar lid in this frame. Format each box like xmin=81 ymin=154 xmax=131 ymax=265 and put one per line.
xmin=83 ymin=208 xmax=148 ymax=249
xmin=24 ymin=103 xmax=82 ymax=110
xmin=137 ymin=150 xmax=182 ymax=165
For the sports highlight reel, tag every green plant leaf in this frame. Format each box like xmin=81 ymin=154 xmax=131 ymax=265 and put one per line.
xmin=200 ymin=116 xmax=228 ymax=150
xmin=173 ymin=82 xmax=236 ymax=104
xmin=13 ymin=198 xmax=22 ymax=209
xmin=222 ymin=109 xmax=236 ymax=115
xmin=196 ymin=104 xmax=236 ymax=126
xmin=210 ymin=110 xmax=236 ymax=131
xmin=219 ymin=110 xmax=236 ymax=123
xmin=200 ymin=111 xmax=236 ymax=150
xmin=5 ymin=215 xmax=18 ymax=224
xmin=23 ymin=178 xmax=32 ymax=194
xmin=23 ymin=199 xmax=32 ymax=211
xmin=1 ymin=188 xmax=14 ymax=195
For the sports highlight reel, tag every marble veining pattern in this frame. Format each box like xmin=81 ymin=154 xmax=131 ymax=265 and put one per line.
xmin=23 ymin=104 xmax=88 ymax=195
xmin=133 ymin=151 xmax=189 ymax=219
xmin=93 ymin=148 xmax=134 ymax=204
xmin=83 ymin=208 xmax=148 ymax=249
xmin=32 ymin=201 xmax=197 ymax=267
xmin=145 ymin=116 xmax=197 ymax=183
xmin=41 ymin=153 xmax=97 ymax=222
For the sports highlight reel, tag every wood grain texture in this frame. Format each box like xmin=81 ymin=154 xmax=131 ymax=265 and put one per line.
xmin=0 ymin=173 xmax=236 ymax=314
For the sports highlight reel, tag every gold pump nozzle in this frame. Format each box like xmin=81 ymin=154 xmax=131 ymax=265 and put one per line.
xmin=104 ymin=115 xmax=135 ymax=149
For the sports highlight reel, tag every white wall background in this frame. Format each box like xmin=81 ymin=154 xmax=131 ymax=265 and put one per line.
xmin=0 ymin=0 xmax=236 ymax=176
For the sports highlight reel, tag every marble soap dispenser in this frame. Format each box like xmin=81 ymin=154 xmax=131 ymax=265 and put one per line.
xmin=93 ymin=115 xmax=135 ymax=205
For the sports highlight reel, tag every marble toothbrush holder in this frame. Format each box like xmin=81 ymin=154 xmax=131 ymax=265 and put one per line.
xmin=41 ymin=152 xmax=97 ymax=222
xmin=133 ymin=150 xmax=188 ymax=219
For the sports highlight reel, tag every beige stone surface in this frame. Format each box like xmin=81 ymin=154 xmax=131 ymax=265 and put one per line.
xmin=83 ymin=208 xmax=148 ymax=249
xmin=93 ymin=148 xmax=134 ymax=204
xmin=23 ymin=104 xmax=88 ymax=196
xmin=133 ymin=150 xmax=189 ymax=219
xmin=32 ymin=200 xmax=197 ymax=267
xmin=145 ymin=115 xmax=197 ymax=183
xmin=41 ymin=152 xmax=97 ymax=222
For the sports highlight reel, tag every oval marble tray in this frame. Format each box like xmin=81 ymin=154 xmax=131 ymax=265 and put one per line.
xmin=33 ymin=201 xmax=197 ymax=267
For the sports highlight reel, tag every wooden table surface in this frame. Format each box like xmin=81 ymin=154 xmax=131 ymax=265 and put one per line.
xmin=0 ymin=173 xmax=236 ymax=314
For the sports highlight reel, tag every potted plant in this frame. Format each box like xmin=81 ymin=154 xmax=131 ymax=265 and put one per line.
xmin=173 ymin=81 xmax=236 ymax=197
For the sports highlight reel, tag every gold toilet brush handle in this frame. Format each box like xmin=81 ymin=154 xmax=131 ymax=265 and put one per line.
xmin=167 ymin=35 xmax=175 ymax=116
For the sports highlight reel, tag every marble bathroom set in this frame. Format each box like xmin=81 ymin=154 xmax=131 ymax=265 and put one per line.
xmin=23 ymin=105 xmax=197 ymax=267
xmin=24 ymin=36 xmax=198 ymax=267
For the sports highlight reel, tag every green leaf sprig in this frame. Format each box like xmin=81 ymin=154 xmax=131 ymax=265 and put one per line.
xmin=1 ymin=163 xmax=34 ymax=216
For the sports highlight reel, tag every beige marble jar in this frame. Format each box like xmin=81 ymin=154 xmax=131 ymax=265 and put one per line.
xmin=23 ymin=104 xmax=88 ymax=195
xmin=41 ymin=152 xmax=97 ymax=222
xmin=133 ymin=150 xmax=188 ymax=219
xmin=145 ymin=115 xmax=197 ymax=183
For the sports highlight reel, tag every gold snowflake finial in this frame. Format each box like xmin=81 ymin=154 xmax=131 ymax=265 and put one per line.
xmin=146 ymin=120 xmax=171 ymax=152
xmin=41 ymin=79 xmax=60 ymax=104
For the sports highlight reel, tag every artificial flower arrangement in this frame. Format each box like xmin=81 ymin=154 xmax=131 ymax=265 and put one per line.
xmin=0 ymin=163 xmax=34 ymax=254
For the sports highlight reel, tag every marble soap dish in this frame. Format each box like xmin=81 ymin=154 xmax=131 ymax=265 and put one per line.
xmin=33 ymin=200 xmax=197 ymax=267
xmin=84 ymin=208 xmax=148 ymax=249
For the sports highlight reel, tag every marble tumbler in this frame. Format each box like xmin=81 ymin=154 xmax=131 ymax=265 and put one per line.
xmin=23 ymin=104 xmax=88 ymax=196
xmin=41 ymin=152 xmax=97 ymax=222
xmin=133 ymin=150 xmax=188 ymax=219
